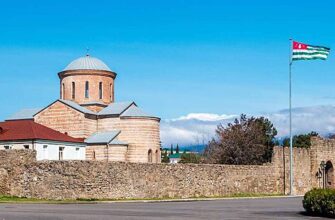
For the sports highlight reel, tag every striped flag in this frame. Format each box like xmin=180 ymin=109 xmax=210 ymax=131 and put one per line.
xmin=292 ymin=41 xmax=330 ymax=61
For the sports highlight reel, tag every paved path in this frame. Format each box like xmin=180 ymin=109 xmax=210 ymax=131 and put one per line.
xmin=0 ymin=197 xmax=327 ymax=220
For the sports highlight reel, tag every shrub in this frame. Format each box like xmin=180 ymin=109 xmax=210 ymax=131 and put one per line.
xmin=303 ymin=188 xmax=335 ymax=218
xmin=204 ymin=114 xmax=277 ymax=165
xmin=179 ymin=152 xmax=201 ymax=164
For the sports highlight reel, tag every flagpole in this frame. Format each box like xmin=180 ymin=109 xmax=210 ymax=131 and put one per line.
xmin=289 ymin=38 xmax=293 ymax=195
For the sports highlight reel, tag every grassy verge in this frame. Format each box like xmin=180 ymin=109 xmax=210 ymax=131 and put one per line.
xmin=0 ymin=195 xmax=96 ymax=204
xmin=0 ymin=193 xmax=284 ymax=204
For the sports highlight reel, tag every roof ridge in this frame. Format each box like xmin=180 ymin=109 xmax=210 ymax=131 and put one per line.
xmin=59 ymin=99 xmax=96 ymax=115
xmin=107 ymin=130 xmax=121 ymax=144
xmin=119 ymin=102 xmax=136 ymax=116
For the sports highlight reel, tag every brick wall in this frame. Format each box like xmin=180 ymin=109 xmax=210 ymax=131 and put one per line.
xmin=86 ymin=145 xmax=127 ymax=161
xmin=35 ymin=102 xmax=161 ymax=163
xmin=35 ymin=101 xmax=97 ymax=139
xmin=59 ymin=69 xmax=115 ymax=105
xmin=98 ymin=117 xmax=161 ymax=163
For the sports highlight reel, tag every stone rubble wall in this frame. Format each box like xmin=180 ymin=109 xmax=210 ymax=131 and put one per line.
xmin=272 ymin=147 xmax=312 ymax=195
xmin=0 ymin=150 xmax=279 ymax=200
xmin=309 ymin=137 xmax=335 ymax=188
xmin=0 ymin=138 xmax=333 ymax=199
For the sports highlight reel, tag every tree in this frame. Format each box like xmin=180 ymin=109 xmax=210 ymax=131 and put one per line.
xmin=161 ymin=150 xmax=170 ymax=163
xmin=283 ymin=131 xmax=318 ymax=148
xmin=328 ymin=133 xmax=335 ymax=139
xmin=170 ymin=144 xmax=173 ymax=155
xmin=203 ymin=114 xmax=277 ymax=165
xmin=176 ymin=144 xmax=180 ymax=154
xmin=179 ymin=152 xmax=201 ymax=164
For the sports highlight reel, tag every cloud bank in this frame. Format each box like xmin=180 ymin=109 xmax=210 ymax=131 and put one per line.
xmin=161 ymin=105 xmax=335 ymax=146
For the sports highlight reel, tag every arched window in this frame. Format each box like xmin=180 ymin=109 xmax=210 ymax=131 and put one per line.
xmin=110 ymin=83 xmax=113 ymax=102
xmin=85 ymin=81 xmax=89 ymax=98
xmin=325 ymin=161 xmax=334 ymax=189
xmin=155 ymin=150 xmax=159 ymax=163
xmin=99 ymin=82 xmax=103 ymax=99
xmin=72 ymin=82 xmax=75 ymax=99
xmin=148 ymin=149 xmax=153 ymax=163
xmin=93 ymin=150 xmax=96 ymax=160
xmin=62 ymin=83 xmax=65 ymax=99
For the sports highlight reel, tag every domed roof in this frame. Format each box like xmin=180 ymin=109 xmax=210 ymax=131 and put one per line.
xmin=63 ymin=55 xmax=112 ymax=71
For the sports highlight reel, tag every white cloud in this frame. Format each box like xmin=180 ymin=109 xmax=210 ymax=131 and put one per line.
xmin=170 ymin=113 xmax=237 ymax=122
xmin=160 ymin=105 xmax=335 ymax=147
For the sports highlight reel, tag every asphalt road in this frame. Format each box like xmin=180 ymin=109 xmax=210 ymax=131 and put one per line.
xmin=0 ymin=197 xmax=327 ymax=220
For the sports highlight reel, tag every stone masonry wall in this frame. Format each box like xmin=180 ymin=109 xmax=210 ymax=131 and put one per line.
xmin=0 ymin=138 xmax=334 ymax=200
xmin=272 ymin=147 xmax=312 ymax=195
xmin=35 ymin=101 xmax=97 ymax=139
xmin=60 ymin=70 xmax=115 ymax=105
xmin=309 ymin=137 xmax=335 ymax=188
xmin=1 ymin=150 xmax=279 ymax=200
xmin=98 ymin=117 xmax=161 ymax=163
xmin=86 ymin=145 xmax=128 ymax=161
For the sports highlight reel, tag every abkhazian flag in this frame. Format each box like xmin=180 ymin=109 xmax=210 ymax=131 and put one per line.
xmin=292 ymin=41 xmax=330 ymax=61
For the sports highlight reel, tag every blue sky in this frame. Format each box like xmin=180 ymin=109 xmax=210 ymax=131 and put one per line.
xmin=1 ymin=1 xmax=335 ymax=145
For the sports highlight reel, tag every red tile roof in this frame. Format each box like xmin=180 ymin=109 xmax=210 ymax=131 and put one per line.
xmin=0 ymin=120 xmax=83 ymax=143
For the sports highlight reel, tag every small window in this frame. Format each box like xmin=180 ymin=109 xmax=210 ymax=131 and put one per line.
xmin=59 ymin=147 xmax=64 ymax=160
xmin=62 ymin=83 xmax=65 ymax=99
xmin=76 ymin=148 xmax=79 ymax=151
xmin=155 ymin=150 xmax=159 ymax=163
xmin=4 ymin=145 xmax=10 ymax=150
xmin=72 ymin=82 xmax=75 ymax=99
xmin=148 ymin=149 xmax=153 ymax=163
xmin=85 ymin=81 xmax=89 ymax=98
xmin=93 ymin=151 xmax=96 ymax=160
xmin=99 ymin=82 xmax=103 ymax=99
xmin=110 ymin=83 xmax=114 ymax=102
xmin=24 ymin=145 xmax=29 ymax=149
xmin=43 ymin=145 xmax=48 ymax=159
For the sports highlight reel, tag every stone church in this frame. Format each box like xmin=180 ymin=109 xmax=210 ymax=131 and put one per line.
xmin=7 ymin=55 xmax=161 ymax=163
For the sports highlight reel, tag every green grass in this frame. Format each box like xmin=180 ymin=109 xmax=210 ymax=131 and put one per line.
xmin=0 ymin=193 xmax=284 ymax=204
xmin=0 ymin=195 xmax=100 ymax=204
xmin=223 ymin=192 xmax=284 ymax=198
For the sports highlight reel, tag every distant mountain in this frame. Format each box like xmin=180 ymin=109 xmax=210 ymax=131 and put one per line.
xmin=163 ymin=144 xmax=206 ymax=154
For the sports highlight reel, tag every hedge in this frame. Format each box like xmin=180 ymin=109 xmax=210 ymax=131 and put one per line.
xmin=303 ymin=188 xmax=335 ymax=218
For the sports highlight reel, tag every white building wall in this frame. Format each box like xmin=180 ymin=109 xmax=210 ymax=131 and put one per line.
xmin=0 ymin=141 xmax=32 ymax=150
xmin=35 ymin=142 xmax=85 ymax=161
xmin=0 ymin=140 xmax=85 ymax=161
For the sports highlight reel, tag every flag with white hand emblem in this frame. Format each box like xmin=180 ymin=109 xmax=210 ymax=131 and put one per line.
xmin=292 ymin=41 xmax=330 ymax=61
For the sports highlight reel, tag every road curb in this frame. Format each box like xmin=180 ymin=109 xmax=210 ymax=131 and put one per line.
xmin=98 ymin=195 xmax=304 ymax=203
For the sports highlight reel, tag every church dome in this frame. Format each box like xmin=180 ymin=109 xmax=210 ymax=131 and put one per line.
xmin=63 ymin=55 xmax=112 ymax=72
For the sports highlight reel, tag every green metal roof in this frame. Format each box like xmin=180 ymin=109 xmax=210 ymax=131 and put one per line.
xmin=169 ymin=153 xmax=182 ymax=159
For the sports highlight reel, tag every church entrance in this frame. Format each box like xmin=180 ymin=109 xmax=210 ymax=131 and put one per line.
xmin=325 ymin=161 xmax=334 ymax=189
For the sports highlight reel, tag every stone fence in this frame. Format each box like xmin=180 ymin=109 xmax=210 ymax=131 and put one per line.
xmin=0 ymin=138 xmax=333 ymax=199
